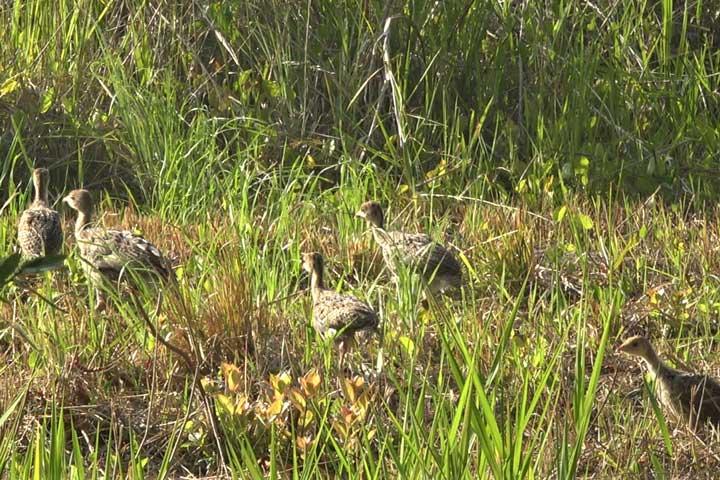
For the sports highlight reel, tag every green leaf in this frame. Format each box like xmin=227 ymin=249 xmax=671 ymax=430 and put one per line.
xmin=398 ymin=335 xmax=415 ymax=357
xmin=554 ymin=205 xmax=567 ymax=223
xmin=40 ymin=87 xmax=55 ymax=113
xmin=577 ymin=214 xmax=594 ymax=230
xmin=19 ymin=254 xmax=66 ymax=275
xmin=0 ymin=253 xmax=22 ymax=285
xmin=0 ymin=389 xmax=26 ymax=428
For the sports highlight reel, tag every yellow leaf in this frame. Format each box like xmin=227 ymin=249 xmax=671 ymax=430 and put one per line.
xmin=234 ymin=394 xmax=250 ymax=414
xmin=397 ymin=184 xmax=409 ymax=194
xmin=288 ymin=387 xmax=306 ymax=411
xmin=299 ymin=409 xmax=315 ymax=427
xmin=342 ymin=376 xmax=365 ymax=403
xmin=300 ymin=369 xmax=321 ymax=398
xmin=354 ymin=389 xmax=373 ymax=418
xmin=266 ymin=395 xmax=284 ymax=418
xmin=221 ymin=362 xmax=243 ymax=393
xmin=306 ymin=155 xmax=316 ymax=168
xmin=0 ymin=78 xmax=18 ymax=98
xmin=270 ymin=372 xmax=292 ymax=395
xmin=332 ymin=420 xmax=348 ymax=438
xmin=216 ymin=394 xmax=235 ymax=415
xmin=296 ymin=435 xmax=313 ymax=451
xmin=340 ymin=405 xmax=355 ymax=425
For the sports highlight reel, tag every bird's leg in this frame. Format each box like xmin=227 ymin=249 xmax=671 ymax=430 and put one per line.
xmin=94 ymin=290 xmax=107 ymax=313
xmin=338 ymin=340 xmax=347 ymax=377
xmin=339 ymin=335 xmax=358 ymax=378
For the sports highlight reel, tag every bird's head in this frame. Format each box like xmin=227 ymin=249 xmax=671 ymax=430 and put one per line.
xmin=32 ymin=167 xmax=49 ymax=187
xmin=618 ymin=336 xmax=654 ymax=360
xmin=301 ymin=252 xmax=324 ymax=275
xmin=63 ymin=189 xmax=93 ymax=214
xmin=356 ymin=200 xmax=384 ymax=228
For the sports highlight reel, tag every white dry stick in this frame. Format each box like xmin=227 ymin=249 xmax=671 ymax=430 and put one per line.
xmin=381 ymin=16 xmax=406 ymax=150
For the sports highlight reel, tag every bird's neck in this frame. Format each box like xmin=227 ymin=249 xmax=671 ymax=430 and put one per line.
xmin=371 ymin=226 xmax=390 ymax=243
xmin=75 ymin=210 xmax=92 ymax=233
xmin=310 ymin=269 xmax=324 ymax=302
xmin=34 ymin=180 xmax=48 ymax=206
xmin=641 ymin=348 xmax=664 ymax=376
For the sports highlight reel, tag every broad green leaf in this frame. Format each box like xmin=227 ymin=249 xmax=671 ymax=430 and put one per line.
xmin=19 ymin=254 xmax=66 ymax=275
xmin=0 ymin=253 xmax=22 ymax=285
xmin=577 ymin=214 xmax=594 ymax=230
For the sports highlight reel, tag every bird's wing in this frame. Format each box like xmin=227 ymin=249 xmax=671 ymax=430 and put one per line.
xmin=670 ymin=372 xmax=720 ymax=419
xmin=383 ymin=231 xmax=433 ymax=264
xmin=78 ymin=228 xmax=171 ymax=280
xmin=384 ymin=231 xmax=461 ymax=278
xmin=313 ymin=290 xmax=378 ymax=336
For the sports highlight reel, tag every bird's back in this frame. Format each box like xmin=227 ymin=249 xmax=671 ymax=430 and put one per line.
xmin=18 ymin=203 xmax=63 ymax=258
xmin=658 ymin=366 xmax=720 ymax=427
xmin=76 ymin=227 xmax=172 ymax=282
xmin=312 ymin=288 xmax=378 ymax=338
xmin=377 ymin=229 xmax=462 ymax=287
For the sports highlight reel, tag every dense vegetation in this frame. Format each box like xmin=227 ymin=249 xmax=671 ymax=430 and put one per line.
xmin=2 ymin=0 xmax=720 ymax=477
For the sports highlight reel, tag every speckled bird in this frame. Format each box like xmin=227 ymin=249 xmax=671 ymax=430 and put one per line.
xmin=356 ymin=200 xmax=462 ymax=295
xmin=302 ymin=252 xmax=378 ymax=365
xmin=17 ymin=168 xmax=63 ymax=259
xmin=619 ymin=336 xmax=720 ymax=429
xmin=63 ymin=189 xmax=173 ymax=310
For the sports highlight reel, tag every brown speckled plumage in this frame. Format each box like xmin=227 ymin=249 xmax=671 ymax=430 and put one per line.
xmin=17 ymin=168 xmax=63 ymax=259
xmin=63 ymin=189 xmax=173 ymax=309
xmin=356 ymin=201 xmax=462 ymax=293
xmin=619 ymin=336 xmax=720 ymax=429
xmin=302 ymin=252 xmax=378 ymax=353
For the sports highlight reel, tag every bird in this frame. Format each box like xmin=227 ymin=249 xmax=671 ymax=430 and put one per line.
xmin=17 ymin=168 xmax=63 ymax=259
xmin=356 ymin=200 xmax=463 ymax=296
xmin=302 ymin=251 xmax=378 ymax=367
xmin=619 ymin=335 xmax=720 ymax=430
xmin=63 ymin=189 xmax=173 ymax=311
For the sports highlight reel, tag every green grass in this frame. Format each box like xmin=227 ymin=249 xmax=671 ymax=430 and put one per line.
xmin=2 ymin=0 xmax=720 ymax=478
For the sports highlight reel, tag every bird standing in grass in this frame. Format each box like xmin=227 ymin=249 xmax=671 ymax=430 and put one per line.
xmin=619 ymin=335 xmax=720 ymax=429
xmin=302 ymin=252 xmax=378 ymax=367
xmin=63 ymin=189 xmax=173 ymax=311
xmin=17 ymin=168 xmax=63 ymax=259
xmin=356 ymin=201 xmax=463 ymax=296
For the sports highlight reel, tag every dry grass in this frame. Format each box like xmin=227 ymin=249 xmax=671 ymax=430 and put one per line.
xmin=5 ymin=194 xmax=720 ymax=476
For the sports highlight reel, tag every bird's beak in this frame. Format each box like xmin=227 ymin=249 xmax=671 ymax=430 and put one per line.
xmin=62 ymin=195 xmax=71 ymax=205
xmin=355 ymin=210 xmax=366 ymax=218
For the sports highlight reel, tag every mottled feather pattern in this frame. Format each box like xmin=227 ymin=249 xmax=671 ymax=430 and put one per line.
xmin=374 ymin=229 xmax=462 ymax=289
xmin=656 ymin=366 xmax=720 ymax=426
xmin=17 ymin=204 xmax=63 ymax=258
xmin=312 ymin=289 xmax=378 ymax=338
xmin=76 ymin=227 xmax=173 ymax=283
